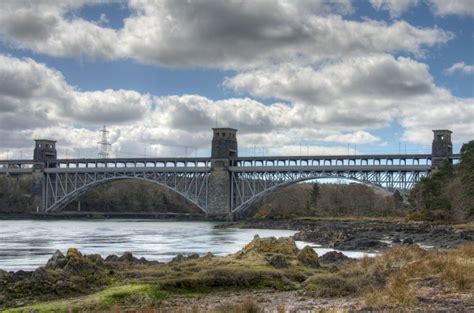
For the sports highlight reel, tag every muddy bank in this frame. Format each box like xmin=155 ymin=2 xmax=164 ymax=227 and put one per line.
xmin=220 ymin=219 xmax=474 ymax=251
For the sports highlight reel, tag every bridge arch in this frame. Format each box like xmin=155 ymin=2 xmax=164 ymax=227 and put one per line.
xmin=231 ymin=173 xmax=402 ymax=216
xmin=45 ymin=174 xmax=209 ymax=213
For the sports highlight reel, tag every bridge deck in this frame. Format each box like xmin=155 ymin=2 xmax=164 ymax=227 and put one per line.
xmin=0 ymin=153 xmax=461 ymax=175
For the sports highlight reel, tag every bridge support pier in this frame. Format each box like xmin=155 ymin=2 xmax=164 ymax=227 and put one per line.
xmin=31 ymin=167 xmax=44 ymax=212
xmin=206 ymin=128 xmax=238 ymax=220
xmin=207 ymin=159 xmax=233 ymax=220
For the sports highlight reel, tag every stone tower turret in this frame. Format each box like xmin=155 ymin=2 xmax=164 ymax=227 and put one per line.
xmin=211 ymin=128 xmax=238 ymax=158
xmin=33 ymin=139 xmax=57 ymax=166
xmin=432 ymin=130 xmax=453 ymax=168
xmin=32 ymin=139 xmax=57 ymax=212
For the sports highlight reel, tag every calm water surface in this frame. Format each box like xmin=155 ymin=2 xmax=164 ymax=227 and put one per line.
xmin=0 ymin=220 xmax=374 ymax=271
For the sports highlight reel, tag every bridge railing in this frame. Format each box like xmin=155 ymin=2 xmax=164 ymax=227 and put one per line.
xmin=230 ymin=154 xmax=461 ymax=168
xmin=46 ymin=157 xmax=212 ymax=170
xmin=0 ymin=160 xmax=40 ymax=174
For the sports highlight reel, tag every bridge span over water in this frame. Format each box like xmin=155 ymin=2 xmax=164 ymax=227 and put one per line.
xmin=0 ymin=128 xmax=459 ymax=219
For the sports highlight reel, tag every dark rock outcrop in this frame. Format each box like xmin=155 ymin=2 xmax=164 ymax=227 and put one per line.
xmin=297 ymin=246 xmax=320 ymax=268
xmin=319 ymin=251 xmax=354 ymax=266
xmin=243 ymin=235 xmax=299 ymax=255
xmin=267 ymin=253 xmax=288 ymax=268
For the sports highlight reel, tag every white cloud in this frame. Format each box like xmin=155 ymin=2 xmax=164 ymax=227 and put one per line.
xmin=370 ymin=0 xmax=419 ymax=17
xmin=370 ymin=0 xmax=474 ymax=17
xmin=2 ymin=47 xmax=472 ymax=157
xmin=0 ymin=0 xmax=453 ymax=69
xmin=225 ymin=54 xmax=474 ymax=145
xmin=0 ymin=54 xmax=151 ymax=130
xmin=0 ymin=1 xmax=121 ymax=60
xmin=446 ymin=62 xmax=474 ymax=75
xmin=429 ymin=0 xmax=474 ymax=16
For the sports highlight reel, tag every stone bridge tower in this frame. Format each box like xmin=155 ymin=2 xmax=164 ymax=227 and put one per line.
xmin=32 ymin=139 xmax=57 ymax=211
xmin=432 ymin=130 xmax=453 ymax=168
xmin=207 ymin=128 xmax=238 ymax=219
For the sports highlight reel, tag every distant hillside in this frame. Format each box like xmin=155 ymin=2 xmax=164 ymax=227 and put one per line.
xmin=64 ymin=180 xmax=201 ymax=214
xmin=249 ymin=182 xmax=405 ymax=219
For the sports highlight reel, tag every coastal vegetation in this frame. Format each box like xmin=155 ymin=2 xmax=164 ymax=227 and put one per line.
xmin=1 ymin=237 xmax=472 ymax=312
xmin=407 ymin=140 xmax=474 ymax=221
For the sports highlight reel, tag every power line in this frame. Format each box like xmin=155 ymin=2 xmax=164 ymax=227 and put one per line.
xmin=98 ymin=126 xmax=111 ymax=159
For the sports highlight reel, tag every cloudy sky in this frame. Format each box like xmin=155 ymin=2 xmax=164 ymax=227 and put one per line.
xmin=0 ymin=0 xmax=472 ymax=159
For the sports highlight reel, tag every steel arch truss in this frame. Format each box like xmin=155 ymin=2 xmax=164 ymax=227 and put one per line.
xmin=231 ymin=170 xmax=429 ymax=214
xmin=44 ymin=171 xmax=210 ymax=213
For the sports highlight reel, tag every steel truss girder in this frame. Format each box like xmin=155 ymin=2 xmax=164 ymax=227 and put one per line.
xmin=230 ymin=170 xmax=429 ymax=214
xmin=44 ymin=171 xmax=210 ymax=213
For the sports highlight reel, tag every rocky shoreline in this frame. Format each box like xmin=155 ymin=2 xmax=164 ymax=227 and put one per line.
xmin=1 ymin=234 xmax=473 ymax=312
xmin=219 ymin=219 xmax=474 ymax=251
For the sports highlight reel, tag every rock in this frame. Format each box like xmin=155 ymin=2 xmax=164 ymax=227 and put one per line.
xmin=266 ymin=254 xmax=288 ymax=268
xmin=66 ymin=248 xmax=82 ymax=260
xmin=297 ymin=246 xmax=320 ymax=268
xmin=32 ymin=268 xmax=49 ymax=281
xmin=62 ymin=249 xmax=99 ymax=274
xmin=105 ymin=254 xmax=120 ymax=262
xmin=319 ymin=251 xmax=353 ymax=265
xmin=403 ymin=238 xmax=414 ymax=245
xmin=243 ymin=235 xmax=299 ymax=255
xmin=334 ymin=237 xmax=388 ymax=251
xmin=171 ymin=253 xmax=200 ymax=263
xmin=85 ymin=254 xmax=104 ymax=267
xmin=119 ymin=252 xmax=138 ymax=263
xmin=392 ymin=235 xmax=401 ymax=243
xmin=459 ymin=231 xmax=472 ymax=240
xmin=45 ymin=250 xmax=67 ymax=269
xmin=188 ymin=253 xmax=200 ymax=259
xmin=171 ymin=254 xmax=185 ymax=263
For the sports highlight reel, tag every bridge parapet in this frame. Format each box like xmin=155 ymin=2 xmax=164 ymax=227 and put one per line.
xmin=47 ymin=157 xmax=212 ymax=170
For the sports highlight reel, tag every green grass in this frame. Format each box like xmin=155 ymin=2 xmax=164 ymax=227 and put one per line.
xmin=4 ymin=284 xmax=169 ymax=313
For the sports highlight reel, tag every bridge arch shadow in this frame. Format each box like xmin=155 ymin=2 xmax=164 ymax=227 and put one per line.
xmin=46 ymin=176 xmax=207 ymax=214
xmin=231 ymin=174 xmax=396 ymax=217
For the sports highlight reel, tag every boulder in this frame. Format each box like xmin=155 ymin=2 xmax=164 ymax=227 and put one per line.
xmin=118 ymin=252 xmax=138 ymax=263
xmin=105 ymin=254 xmax=120 ymax=263
xmin=297 ymin=246 xmax=320 ymax=268
xmin=266 ymin=253 xmax=288 ymax=268
xmin=85 ymin=254 xmax=104 ymax=267
xmin=319 ymin=251 xmax=353 ymax=265
xmin=170 ymin=254 xmax=185 ymax=263
xmin=63 ymin=248 xmax=99 ymax=274
xmin=66 ymin=248 xmax=82 ymax=260
xmin=403 ymin=238 xmax=414 ymax=245
xmin=45 ymin=250 xmax=67 ymax=269
xmin=243 ymin=235 xmax=299 ymax=255
xmin=170 ymin=253 xmax=200 ymax=263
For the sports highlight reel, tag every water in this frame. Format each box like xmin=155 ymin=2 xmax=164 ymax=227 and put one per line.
xmin=0 ymin=219 xmax=374 ymax=271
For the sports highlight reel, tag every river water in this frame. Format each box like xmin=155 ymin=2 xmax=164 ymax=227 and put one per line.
xmin=0 ymin=219 xmax=374 ymax=271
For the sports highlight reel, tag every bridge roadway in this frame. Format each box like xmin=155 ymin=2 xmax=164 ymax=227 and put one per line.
xmin=0 ymin=153 xmax=459 ymax=174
